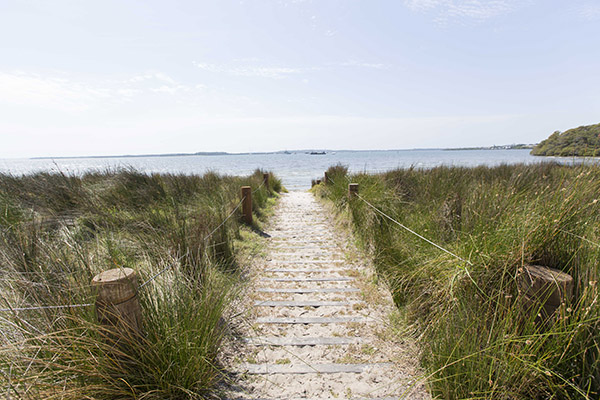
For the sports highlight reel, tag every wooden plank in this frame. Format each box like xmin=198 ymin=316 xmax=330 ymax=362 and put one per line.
xmin=268 ymin=260 xmax=345 ymax=264
xmin=254 ymin=300 xmax=356 ymax=307
xmin=261 ymin=277 xmax=353 ymax=282
xmin=256 ymin=287 xmax=360 ymax=293
xmin=255 ymin=316 xmax=368 ymax=324
xmin=225 ymin=397 xmax=400 ymax=400
xmin=265 ymin=268 xmax=346 ymax=273
xmin=271 ymin=246 xmax=338 ymax=250
xmin=271 ymin=252 xmax=332 ymax=257
xmin=242 ymin=363 xmax=392 ymax=374
xmin=244 ymin=336 xmax=362 ymax=346
xmin=224 ymin=397 xmax=400 ymax=400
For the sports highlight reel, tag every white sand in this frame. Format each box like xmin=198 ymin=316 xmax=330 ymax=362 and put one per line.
xmin=224 ymin=192 xmax=430 ymax=399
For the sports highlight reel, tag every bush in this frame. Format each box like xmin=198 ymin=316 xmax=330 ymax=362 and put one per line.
xmin=0 ymin=168 xmax=282 ymax=399
xmin=318 ymin=163 xmax=600 ymax=399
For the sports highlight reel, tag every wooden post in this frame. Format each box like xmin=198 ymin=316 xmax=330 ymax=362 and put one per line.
xmin=348 ymin=183 xmax=359 ymax=199
xmin=324 ymin=172 xmax=329 ymax=184
xmin=241 ymin=186 xmax=252 ymax=224
xmin=263 ymin=173 xmax=270 ymax=190
xmin=92 ymin=267 xmax=143 ymax=340
xmin=517 ymin=265 xmax=573 ymax=320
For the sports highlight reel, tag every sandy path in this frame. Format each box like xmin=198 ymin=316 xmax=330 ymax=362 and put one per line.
xmin=227 ymin=192 xmax=430 ymax=399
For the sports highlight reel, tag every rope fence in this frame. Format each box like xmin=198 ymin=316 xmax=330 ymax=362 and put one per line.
xmin=252 ymin=180 xmax=265 ymax=194
xmin=138 ymin=197 xmax=245 ymax=289
xmin=0 ymin=302 xmax=94 ymax=313
xmin=356 ymin=193 xmax=473 ymax=265
xmin=1 ymin=182 xmax=260 ymax=314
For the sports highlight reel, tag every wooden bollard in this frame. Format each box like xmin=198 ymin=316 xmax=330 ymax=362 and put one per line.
xmin=348 ymin=183 xmax=359 ymax=199
xmin=324 ymin=172 xmax=329 ymax=184
xmin=263 ymin=173 xmax=270 ymax=190
xmin=241 ymin=186 xmax=252 ymax=224
xmin=517 ymin=265 xmax=573 ymax=320
xmin=92 ymin=267 xmax=143 ymax=340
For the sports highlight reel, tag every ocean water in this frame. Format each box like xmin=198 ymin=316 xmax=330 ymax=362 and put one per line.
xmin=0 ymin=150 xmax=594 ymax=191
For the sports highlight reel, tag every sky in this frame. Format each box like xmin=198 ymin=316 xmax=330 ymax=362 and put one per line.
xmin=0 ymin=0 xmax=599 ymax=158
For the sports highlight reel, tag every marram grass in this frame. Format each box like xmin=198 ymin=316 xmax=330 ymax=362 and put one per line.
xmin=0 ymin=168 xmax=281 ymax=399
xmin=316 ymin=162 xmax=600 ymax=400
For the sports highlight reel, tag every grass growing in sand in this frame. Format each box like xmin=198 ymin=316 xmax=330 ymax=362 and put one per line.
xmin=316 ymin=162 xmax=600 ymax=399
xmin=0 ymin=168 xmax=281 ymax=399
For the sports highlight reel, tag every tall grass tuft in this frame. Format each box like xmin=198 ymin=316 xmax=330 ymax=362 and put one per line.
xmin=0 ymin=168 xmax=282 ymax=399
xmin=316 ymin=163 xmax=600 ymax=399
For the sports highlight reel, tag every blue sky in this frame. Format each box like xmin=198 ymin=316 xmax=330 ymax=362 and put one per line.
xmin=1 ymin=0 xmax=599 ymax=157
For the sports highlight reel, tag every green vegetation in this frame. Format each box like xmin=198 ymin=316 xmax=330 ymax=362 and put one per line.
xmin=0 ymin=168 xmax=281 ymax=399
xmin=531 ymin=123 xmax=600 ymax=157
xmin=316 ymin=163 xmax=600 ymax=399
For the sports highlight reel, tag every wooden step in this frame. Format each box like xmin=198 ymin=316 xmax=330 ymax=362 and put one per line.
xmin=244 ymin=336 xmax=362 ymax=346
xmin=265 ymin=268 xmax=346 ymax=273
xmin=261 ymin=277 xmax=353 ymax=282
xmin=242 ymin=362 xmax=393 ymax=374
xmin=254 ymin=300 xmax=358 ymax=307
xmin=256 ymin=287 xmax=360 ymax=293
xmin=255 ymin=316 xmax=368 ymax=324
xmin=267 ymin=260 xmax=345 ymax=264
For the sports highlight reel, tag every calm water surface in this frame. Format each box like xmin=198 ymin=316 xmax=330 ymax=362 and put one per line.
xmin=0 ymin=150 xmax=594 ymax=191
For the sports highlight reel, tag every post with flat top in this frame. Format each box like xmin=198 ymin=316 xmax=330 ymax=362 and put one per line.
xmin=241 ymin=186 xmax=253 ymax=225
xmin=324 ymin=172 xmax=329 ymax=184
xmin=92 ymin=267 xmax=143 ymax=341
xmin=517 ymin=265 xmax=573 ymax=323
xmin=263 ymin=173 xmax=270 ymax=191
xmin=348 ymin=183 xmax=359 ymax=199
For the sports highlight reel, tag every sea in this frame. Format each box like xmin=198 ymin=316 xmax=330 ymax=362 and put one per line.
xmin=0 ymin=149 xmax=595 ymax=191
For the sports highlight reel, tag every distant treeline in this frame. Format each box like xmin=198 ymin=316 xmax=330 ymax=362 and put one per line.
xmin=531 ymin=123 xmax=600 ymax=157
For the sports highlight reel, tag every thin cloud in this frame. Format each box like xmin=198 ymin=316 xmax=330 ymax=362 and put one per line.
xmin=0 ymin=70 xmax=200 ymax=112
xmin=0 ymin=71 xmax=105 ymax=111
xmin=405 ymin=0 xmax=518 ymax=23
xmin=193 ymin=62 xmax=312 ymax=79
xmin=193 ymin=60 xmax=390 ymax=79
xmin=129 ymin=72 xmax=178 ymax=85
xmin=337 ymin=61 xmax=390 ymax=70
xmin=576 ymin=3 xmax=600 ymax=20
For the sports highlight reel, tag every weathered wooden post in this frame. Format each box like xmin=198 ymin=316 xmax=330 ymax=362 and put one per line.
xmin=263 ymin=173 xmax=270 ymax=191
xmin=241 ymin=186 xmax=252 ymax=224
xmin=324 ymin=172 xmax=329 ymax=184
xmin=348 ymin=183 xmax=359 ymax=199
xmin=92 ymin=267 xmax=143 ymax=340
xmin=517 ymin=265 xmax=573 ymax=321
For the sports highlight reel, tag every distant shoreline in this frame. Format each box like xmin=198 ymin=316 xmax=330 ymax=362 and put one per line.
xmin=444 ymin=144 xmax=534 ymax=151
xmin=29 ymin=146 xmax=535 ymax=160
xmin=31 ymin=151 xmax=232 ymax=160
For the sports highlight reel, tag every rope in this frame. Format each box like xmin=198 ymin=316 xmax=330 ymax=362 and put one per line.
xmin=202 ymin=197 xmax=245 ymax=242
xmin=0 ymin=303 xmax=93 ymax=312
xmin=138 ymin=197 xmax=245 ymax=289
xmin=356 ymin=194 xmax=473 ymax=265
xmin=559 ymin=228 xmax=600 ymax=248
xmin=253 ymin=180 xmax=266 ymax=193
xmin=1 ymin=197 xmax=247 ymax=310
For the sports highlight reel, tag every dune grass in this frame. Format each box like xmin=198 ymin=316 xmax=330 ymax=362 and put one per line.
xmin=0 ymin=168 xmax=281 ymax=399
xmin=316 ymin=162 xmax=600 ymax=399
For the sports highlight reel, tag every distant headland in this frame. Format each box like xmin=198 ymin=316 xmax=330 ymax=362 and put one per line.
xmin=531 ymin=123 xmax=600 ymax=157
